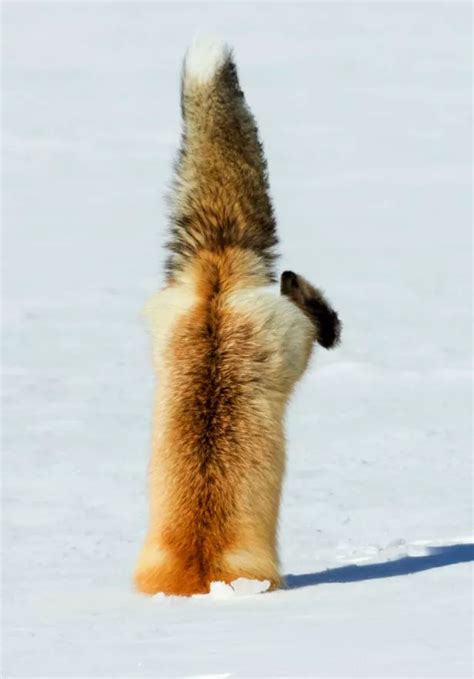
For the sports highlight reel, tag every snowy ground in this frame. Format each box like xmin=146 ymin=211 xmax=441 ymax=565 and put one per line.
xmin=2 ymin=2 xmax=472 ymax=677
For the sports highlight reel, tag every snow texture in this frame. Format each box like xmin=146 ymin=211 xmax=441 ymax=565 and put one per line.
xmin=2 ymin=2 xmax=472 ymax=678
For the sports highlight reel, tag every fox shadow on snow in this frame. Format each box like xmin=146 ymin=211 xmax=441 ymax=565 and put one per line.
xmin=285 ymin=543 xmax=474 ymax=590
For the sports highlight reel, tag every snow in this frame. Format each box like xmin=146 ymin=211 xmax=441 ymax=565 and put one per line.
xmin=2 ymin=2 xmax=472 ymax=678
xmin=206 ymin=579 xmax=271 ymax=599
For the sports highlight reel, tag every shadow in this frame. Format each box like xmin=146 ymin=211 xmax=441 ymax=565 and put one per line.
xmin=285 ymin=543 xmax=474 ymax=590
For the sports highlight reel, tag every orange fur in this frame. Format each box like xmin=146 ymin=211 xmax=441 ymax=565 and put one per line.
xmin=134 ymin=42 xmax=319 ymax=596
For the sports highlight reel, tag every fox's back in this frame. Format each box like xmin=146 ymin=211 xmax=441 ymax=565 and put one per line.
xmin=138 ymin=254 xmax=313 ymax=593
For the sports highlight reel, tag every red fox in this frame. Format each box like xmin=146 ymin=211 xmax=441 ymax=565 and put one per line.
xmin=134 ymin=39 xmax=341 ymax=596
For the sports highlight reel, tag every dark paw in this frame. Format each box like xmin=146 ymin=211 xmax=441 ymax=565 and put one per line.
xmin=280 ymin=270 xmax=299 ymax=295
xmin=307 ymin=299 xmax=342 ymax=349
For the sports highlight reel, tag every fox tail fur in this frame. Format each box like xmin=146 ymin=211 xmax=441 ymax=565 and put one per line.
xmin=165 ymin=38 xmax=278 ymax=282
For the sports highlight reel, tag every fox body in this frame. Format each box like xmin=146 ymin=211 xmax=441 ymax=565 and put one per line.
xmin=134 ymin=40 xmax=340 ymax=596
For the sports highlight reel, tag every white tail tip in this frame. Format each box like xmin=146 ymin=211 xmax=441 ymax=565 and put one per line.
xmin=184 ymin=37 xmax=231 ymax=85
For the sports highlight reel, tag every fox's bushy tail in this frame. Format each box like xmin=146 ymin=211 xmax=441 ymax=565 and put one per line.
xmin=165 ymin=38 xmax=278 ymax=281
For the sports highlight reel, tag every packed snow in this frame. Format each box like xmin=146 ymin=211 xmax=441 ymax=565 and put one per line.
xmin=2 ymin=2 xmax=472 ymax=677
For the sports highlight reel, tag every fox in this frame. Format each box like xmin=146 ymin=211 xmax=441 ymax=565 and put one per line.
xmin=134 ymin=39 xmax=341 ymax=596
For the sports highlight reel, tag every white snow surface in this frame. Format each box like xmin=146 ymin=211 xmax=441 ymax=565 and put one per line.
xmin=2 ymin=2 xmax=472 ymax=678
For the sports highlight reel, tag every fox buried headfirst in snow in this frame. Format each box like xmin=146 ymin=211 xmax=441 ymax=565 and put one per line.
xmin=134 ymin=40 xmax=341 ymax=596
